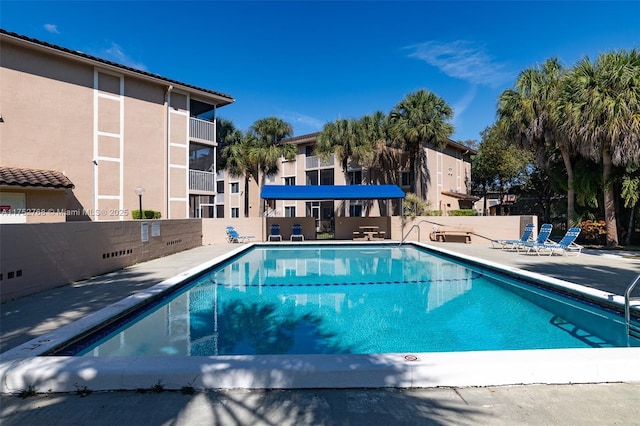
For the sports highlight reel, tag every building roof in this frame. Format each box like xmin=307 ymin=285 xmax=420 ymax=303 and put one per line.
xmin=0 ymin=29 xmax=234 ymax=107
xmin=441 ymin=190 xmax=480 ymax=201
xmin=0 ymin=166 xmax=75 ymax=189
xmin=283 ymin=132 xmax=321 ymax=145
xmin=261 ymin=184 xmax=405 ymax=200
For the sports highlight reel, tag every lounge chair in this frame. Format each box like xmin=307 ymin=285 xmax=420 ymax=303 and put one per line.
xmin=491 ymin=223 xmax=535 ymax=250
xmin=517 ymin=223 xmax=553 ymax=253
xmin=268 ymin=223 xmax=282 ymax=241
xmin=525 ymin=227 xmax=583 ymax=256
xmin=225 ymin=226 xmax=254 ymax=243
xmin=291 ymin=223 xmax=304 ymax=241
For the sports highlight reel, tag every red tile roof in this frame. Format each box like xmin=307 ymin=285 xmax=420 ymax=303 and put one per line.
xmin=0 ymin=166 xmax=75 ymax=189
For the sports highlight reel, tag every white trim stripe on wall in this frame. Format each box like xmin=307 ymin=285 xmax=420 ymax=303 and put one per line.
xmin=93 ymin=68 xmax=124 ymax=221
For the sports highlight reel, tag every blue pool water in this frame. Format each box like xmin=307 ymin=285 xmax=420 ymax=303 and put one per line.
xmin=65 ymin=245 xmax=637 ymax=357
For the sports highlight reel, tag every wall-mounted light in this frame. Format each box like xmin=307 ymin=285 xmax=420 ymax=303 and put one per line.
xmin=0 ymin=115 xmax=4 ymax=123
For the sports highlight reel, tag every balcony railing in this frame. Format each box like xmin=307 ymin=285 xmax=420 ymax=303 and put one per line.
xmin=190 ymin=117 xmax=215 ymax=144
xmin=306 ymin=154 xmax=334 ymax=169
xmin=189 ymin=169 xmax=216 ymax=192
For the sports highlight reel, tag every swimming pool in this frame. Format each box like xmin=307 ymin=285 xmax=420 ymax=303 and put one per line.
xmin=2 ymin=242 xmax=639 ymax=392
xmin=62 ymin=245 xmax=635 ymax=357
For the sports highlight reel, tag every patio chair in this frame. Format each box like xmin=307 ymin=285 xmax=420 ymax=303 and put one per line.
xmin=291 ymin=223 xmax=304 ymax=241
xmin=225 ymin=226 xmax=254 ymax=243
xmin=491 ymin=223 xmax=535 ymax=250
xmin=525 ymin=227 xmax=583 ymax=256
xmin=268 ymin=223 xmax=282 ymax=241
xmin=517 ymin=223 xmax=553 ymax=253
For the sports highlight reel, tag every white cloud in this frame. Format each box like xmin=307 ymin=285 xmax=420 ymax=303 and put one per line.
xmin=405 ymin=40 xmax=513 ymax=88
xmin=279 ymin=110 xmax=325 ymax=132
xmin=103 ymin=43 xmax=147 ymax=71
xmin=452 ymin=85 xmax=478 ymax=122
xmin=44 ymin=24 xmax=59 ymax=34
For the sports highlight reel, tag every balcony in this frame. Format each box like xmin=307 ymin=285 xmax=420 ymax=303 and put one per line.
xmin=189 ymin=169 xmax=216 ymax=192
xmin=306 ymin=154 xmax=334 ymax=169
xmin=190 ymin=117 xmax=215 ymax=144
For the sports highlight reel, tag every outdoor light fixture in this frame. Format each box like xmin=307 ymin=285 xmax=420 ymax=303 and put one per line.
xmin=135 ymin=186 xmax=145 ymax=219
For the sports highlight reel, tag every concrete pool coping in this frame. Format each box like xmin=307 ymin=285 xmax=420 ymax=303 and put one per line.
xmin=1 ymin=241 xmax=639 ymax=393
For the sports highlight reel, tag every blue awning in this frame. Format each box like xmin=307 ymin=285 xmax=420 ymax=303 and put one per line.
xmin=260 ymin=185 xmax=405 ymax=200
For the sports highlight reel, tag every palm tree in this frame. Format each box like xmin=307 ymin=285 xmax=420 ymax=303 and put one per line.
xmin=498 ymin=58 xmax=578 ymax=227
xmin=315 ymin=118 xmax=374 ymax=184
xmin=565 ymin=49 xmax=640 ymax=246
xmin=359 ymin=111 xmax=400 ymax=183
xmin=216 ymin=118 xmax=242 ymax=171
xmin=222 ymin=131 xmax=256 ymax=217
xmin=247 ymin=117 xmax=296 ymax=215
xmin=388 ymin=89 xmax=454 ymax=200
xmin=620 ymin=165 xmax=640 ymax=245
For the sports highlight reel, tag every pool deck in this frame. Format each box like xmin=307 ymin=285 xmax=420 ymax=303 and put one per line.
xmin=1 ymin=242 xmax=639 ymax=424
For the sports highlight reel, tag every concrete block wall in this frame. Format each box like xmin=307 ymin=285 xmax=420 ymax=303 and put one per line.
xmin=0 ymin=219 xmax=202 ymax=302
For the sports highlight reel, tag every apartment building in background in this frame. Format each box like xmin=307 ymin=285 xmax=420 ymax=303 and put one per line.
xmin=205 ymin=132 xmax=476 ymax=229
xmin=0 ymin=29 xmax=234 ymax=223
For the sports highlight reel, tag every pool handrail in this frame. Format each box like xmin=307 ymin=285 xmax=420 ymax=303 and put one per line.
xmin=399 ymin=219 xmax=438 ymax=245
xmin=399 ymin=219 xmax=495 ymax=245
xmin=624 ymin=273 xmax=640 ymax=340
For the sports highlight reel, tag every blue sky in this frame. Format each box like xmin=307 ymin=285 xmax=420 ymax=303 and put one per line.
xmin=2 ymin=1 xmax=639 ymax=142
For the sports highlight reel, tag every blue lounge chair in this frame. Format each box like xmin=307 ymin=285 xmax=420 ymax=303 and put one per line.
xmin=225 ymin=226 xmax=254 ymax=243
xmin=268 ymin=223 xmax=282 ymax=241
xmin=517 ymin=223 xmax=553 ymax=253
xmin=491 ymin=223 xmax=535 ymax=250
xmin=525 ymin=227 xmax=583 ymax=256
xmin=291 ymin=223 xmax=304 ymax=241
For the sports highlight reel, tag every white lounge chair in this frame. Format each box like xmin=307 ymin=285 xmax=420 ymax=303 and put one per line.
xmin=524 ymin=227 xmax=583 ymax=256
xmin=517 ymin=223 xmax=553 ymax=253
xmin=491 ymin=223 xmax=535 ymax=250
xmin=225 ymin=226 xmax=254 ymax=243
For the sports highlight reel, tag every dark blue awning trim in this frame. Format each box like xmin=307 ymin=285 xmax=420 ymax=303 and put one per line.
xmin=260 ymin=185 xmax=406 ymax=200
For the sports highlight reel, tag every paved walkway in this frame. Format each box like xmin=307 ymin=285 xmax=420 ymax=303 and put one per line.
xmin=1 ymin=242 xmax=639 ymax=425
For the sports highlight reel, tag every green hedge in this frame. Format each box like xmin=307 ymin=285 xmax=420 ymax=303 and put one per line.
xmin=447 ymin=209 xmax=476 ymax=216
xmin=132 ymin=210 xmax=162 ymax=220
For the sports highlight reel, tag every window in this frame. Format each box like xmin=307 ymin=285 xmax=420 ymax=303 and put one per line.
xmin=306 ymin=171 xmax=319 ymax=185
xmin=320 ymin=169 xmax=334 ymax=185
xmin=284 ymin=176 xmax=296 ymax=185
xmin=230 ymin=182 xmax=239 ymax=193
xmin=400 ymin=171 xmax=413 ymax=187
xmin=231 ymin=207 xmax=239 ymax=218
xmin=284 ymin=206 xmax=296 ymax=217
xmin=349 ymin=203 xmax=363 ymax=217
xmin=348 ymin=170 xmax=362 ymax=185
xmin=189 ymin=143 xmax=214 ymax=171
xmin=305 ymin=146 xmax=314 ymax=157
xmin=216 ymin=181 xmax=225 ymax=193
